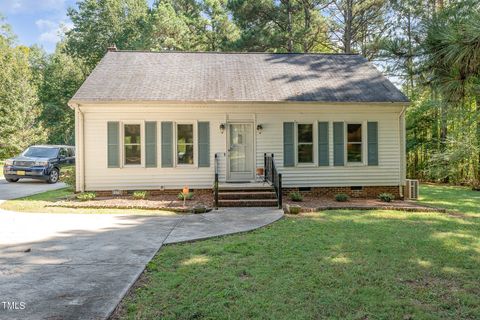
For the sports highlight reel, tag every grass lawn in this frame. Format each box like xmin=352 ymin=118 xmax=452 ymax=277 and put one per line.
xmin=118 ymin=184 xmax=480 ymax=320
xmin=419 ymin=183 xmax=480 ymax=218
xmin=0 ymin=188 xmax=176 ymax=215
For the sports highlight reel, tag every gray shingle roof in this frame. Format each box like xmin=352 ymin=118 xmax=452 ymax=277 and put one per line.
xmin=70 ymin=51 xmax=409 ymax=103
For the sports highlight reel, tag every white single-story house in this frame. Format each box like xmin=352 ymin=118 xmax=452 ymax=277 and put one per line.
xmin=68 ymin=49 xmax=409 ymax=203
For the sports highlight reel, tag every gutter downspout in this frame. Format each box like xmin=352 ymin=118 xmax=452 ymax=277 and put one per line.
xmin=79 ymin=106 xmax=85 ymax=193
xmin=72 ymin=104 xmax=85 ymax=193
xmin=398 ymin=105 xmax=407 ymax=199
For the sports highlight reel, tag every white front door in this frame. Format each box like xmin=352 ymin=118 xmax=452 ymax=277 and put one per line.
xmin=227 ymin=123 xmax=254 ymax=181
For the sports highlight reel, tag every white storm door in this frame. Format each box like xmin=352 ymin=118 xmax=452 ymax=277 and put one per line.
xmin=227 ymin=123 xmax=254 ymax=181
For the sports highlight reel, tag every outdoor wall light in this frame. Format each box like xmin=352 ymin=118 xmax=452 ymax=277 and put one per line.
xmin=256 ymin=124 xmax=263 ymax=134
xmin=219 ymin=123 xmax=226 ymax=134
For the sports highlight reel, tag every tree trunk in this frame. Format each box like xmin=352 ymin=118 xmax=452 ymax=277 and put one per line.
xmin=440 ymin=101 xmax=449 ymax=183
xmin=407 ymin=10 xmax=414 ymax=96
xmin=343 ymin=0 xmax=353 ymax=53
xmin=303 ymin=2 xmax=311 ymax=52
xmin=437 ymin=0 xmax=444 ymax=10
xmin=286 ymin=0 xmax=293 ymax=52
xmin=476 ymin=98 xmax=480 ymax=185
xmin=440 ymin=102 xmax=448 ymax=148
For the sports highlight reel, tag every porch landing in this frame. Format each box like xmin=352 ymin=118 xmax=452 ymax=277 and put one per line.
xmin=218 ymin=182 xmax=271 ymax=190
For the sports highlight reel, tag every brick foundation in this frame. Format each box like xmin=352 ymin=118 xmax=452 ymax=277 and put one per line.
xmin=92 ymin=186 xmax=403 ymax=200
xmin=93 ymin=188 xmax=212 ymax=197
xmin=283 ymin=186 xmax=403 ymax=199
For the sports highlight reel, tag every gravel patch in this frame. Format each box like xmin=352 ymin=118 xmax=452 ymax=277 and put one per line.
xmin=284 ymin=196 xmax=445 ymax=213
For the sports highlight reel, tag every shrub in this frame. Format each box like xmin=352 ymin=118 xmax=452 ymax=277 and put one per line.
xmin=378 ymin=193 xmax=395 ymax=202
xmin=61 ymin=167 xmax=75 ymax=188
xmin=132 ymin=191 xmax=148 ymax=200
xmin=335 ymin=193 xmax=349 ymax=202
xmin=472 ymin=179 xmax=480 ymax=191
xmin=76 ymin=192 xmax=96 ymax=201
xmin=193 ymin=205 xmax=207 ymax=214
xmin=287 ymin=204 xmax=302 ymax=215
xmin=289 ymin=191 xmax=304 ymax=202
xmin=177 ymin=192 xmax=194 ymax=201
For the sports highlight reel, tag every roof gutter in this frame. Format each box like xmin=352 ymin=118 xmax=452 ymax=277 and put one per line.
xmin=67 ymin=99 xmax=410 ymax=107
xmin=68 ymin=101 xmax=78 ymax=110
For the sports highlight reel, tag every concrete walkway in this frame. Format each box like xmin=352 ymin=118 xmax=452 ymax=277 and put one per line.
xmin=0 ymin=178 xmax=66 ymax=202
xmin=0 ymin=208 xmax=283 ymax=320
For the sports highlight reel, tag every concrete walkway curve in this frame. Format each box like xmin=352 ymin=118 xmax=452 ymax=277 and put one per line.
xmin=0 ymin=207 xmax=283 ymax=320
xmin=0 ymin=177 xmax=67 ymax=203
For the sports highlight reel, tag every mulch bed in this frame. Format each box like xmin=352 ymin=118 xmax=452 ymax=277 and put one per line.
xmin=284 ymin=195 xmax=445 ymax=214
xmin=49 ymin=193 xmax=214 ymax=213
xmin=48 ymin=192 xmax=443 ymax=214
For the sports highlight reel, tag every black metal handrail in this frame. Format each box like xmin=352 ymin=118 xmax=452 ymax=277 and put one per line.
xmin=264 ymin=153 xmax=282 ymax=209
xmin=214 ymin=153 xmax=219 ymax=209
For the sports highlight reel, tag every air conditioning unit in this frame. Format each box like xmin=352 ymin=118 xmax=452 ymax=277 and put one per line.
xmin=405 ymin=179 xmax=419 ymax=199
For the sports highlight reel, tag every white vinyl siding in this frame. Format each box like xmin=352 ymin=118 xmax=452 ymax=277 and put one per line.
xmin=78 ymin=103 xmax=405 ymax=191
xmin=257 ymin=114 xmax=400 ymax=188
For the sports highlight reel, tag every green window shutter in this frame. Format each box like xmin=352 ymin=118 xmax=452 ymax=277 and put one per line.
xmin=198 ymin=122 xmax=210 ymax=167
xmin=333 ymin=122 xmax=345 ymax=166
xmin=145 ymin=121 xmax=157 ymax=168
xmin=161 ymin=122 xmax=173 ymax=168
xmin=368 ymin=121 xmax=379 ymax=166
xmin=283 ymin=122 xmax=295 ymax=167
xmin=318 ymin=121 xmax=329 ymax=166
xmin=107 ymin=122 xmax=120 ymax=168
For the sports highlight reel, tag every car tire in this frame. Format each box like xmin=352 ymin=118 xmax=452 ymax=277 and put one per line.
xmin=47 ymin=168 xmax=59 ymax=184
xmin=6 ymin=178 xmax=19 ymax=183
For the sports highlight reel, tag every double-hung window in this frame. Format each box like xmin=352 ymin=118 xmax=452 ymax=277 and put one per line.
xmin=177 ymin=124 xmax=194 ymax=165
xmin=297 ymin=124 xmax=313 ymax=163
xmin=124 ymin=124 xmax=141 ymax=165
xmin=347 ymin=123 xmax=362 ymax=163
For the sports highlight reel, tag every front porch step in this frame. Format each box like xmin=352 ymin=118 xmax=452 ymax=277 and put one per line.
xmin=218 ymin=199 xmax=279 ymax=207
xmin=218 ymin=191 xmax=276 ymax=200
xmin=216 ymin=183 xmax=278 ymax=207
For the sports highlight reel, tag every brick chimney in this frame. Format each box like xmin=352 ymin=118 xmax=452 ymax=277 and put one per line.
xmin=107 ymin=44 xmax=117 ymax=52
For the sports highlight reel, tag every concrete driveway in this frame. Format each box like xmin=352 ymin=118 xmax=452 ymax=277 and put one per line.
xmin=0 ymin=208 xmax=283 ymax=320
xmin=0 ymin=178 xmax=66 ymax=202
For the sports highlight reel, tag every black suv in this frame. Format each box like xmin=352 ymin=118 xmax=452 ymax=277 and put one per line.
xmin=3 ymin=145 xmax=75 ymax=184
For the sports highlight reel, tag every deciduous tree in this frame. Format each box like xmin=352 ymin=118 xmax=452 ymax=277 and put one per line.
xmin=66 ymin=0 xmax=149 ymax=68
xmin=0 ymin=18 xmax=46 ymax=158
xmin=325 ymin=0 xmax=388 ymax=59
xmin=38 ymin=43 xmax=87 ymax=145
xmin=228 ymin=0 xmax=331 ymax=52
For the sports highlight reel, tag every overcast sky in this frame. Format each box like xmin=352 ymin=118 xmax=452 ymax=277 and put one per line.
xmin=0 ymin=0 xmax=154 ymax=53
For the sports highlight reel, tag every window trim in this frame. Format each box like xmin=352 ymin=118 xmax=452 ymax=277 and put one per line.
xmin=295 ymin=122 xmax=316 ymax=166
xmin=122 ymin=121 xmax=144 ymax=168
xmin=345 ymin=122 xmax=366 ymax=166
xmin=175 ymin=121 xmax=197 ymax=167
